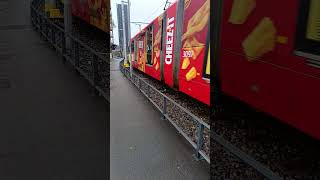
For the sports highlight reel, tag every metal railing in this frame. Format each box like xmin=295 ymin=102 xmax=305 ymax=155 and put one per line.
xmin=30 ymin=4 xmax=109 ymax=102
xmin=119 ymin=63 xmax=210 ymax=163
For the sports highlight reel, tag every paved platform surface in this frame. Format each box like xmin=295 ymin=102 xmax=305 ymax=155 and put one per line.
xmin=0 ymin=1 xmax=107 ymax=179
xmin=110 ymin=58 xmax=209 ymax=180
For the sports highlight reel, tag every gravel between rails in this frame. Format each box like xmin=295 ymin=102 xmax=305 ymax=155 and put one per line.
xmin=211 ymin=140 xmax=266 ymax=180
xmin=211 ymin=96 xmax=320 ymax=179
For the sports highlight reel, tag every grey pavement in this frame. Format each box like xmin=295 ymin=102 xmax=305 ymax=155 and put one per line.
xmin=110 ymin=58 xmax=209 ymax=180
xmin=0 ymin=0 xmax=107 ymax=179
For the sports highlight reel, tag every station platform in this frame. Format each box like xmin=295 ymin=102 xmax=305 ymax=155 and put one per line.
xmin=0 ymin=0 xmax=107 ymax=179
xmin=110 ymin=58 xmax=209 ymax=180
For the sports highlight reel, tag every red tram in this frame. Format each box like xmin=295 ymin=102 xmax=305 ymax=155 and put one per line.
xmin=130 ymin=0 xmax=320 ymax=140
xmin=130 ymin=0 xmax=210 ymax=105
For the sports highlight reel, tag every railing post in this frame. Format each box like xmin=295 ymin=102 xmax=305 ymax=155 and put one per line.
xmin=92 ymin=55 xmax=98 ymax=86
xmin=42 ymin=17 xmax=45 ymax=37
xmin=38 ymin=14 xmax=40 ymax=32
xmin=31 ymin=7 xmax=34 ymax=26
xmin=39 ymin=15 xmax=43 ymax=35
xmin=195 ymin=122 xmax=204 ymax=161
xmin=91 ymin=54 xmax=99 ymax=96
xmin=52 ymin=26 xmax=56 ymax=46
xmin=74 ymin=43 xmax=80 ymax=68
xmin=147 ymin=85 xmax=150 ymax=98
xmin=33 ymin=8 xmax=35 ymax=25
xmin=162 ymin=96 xmax=167 ymax=120
xmin=47 ymin=22 xmax=51 ymax=43
xmin=44 ymin=19 xmax=47 ymax=38
xmin=45 ymin=19 xmax=49 ymax=40
xmin=138 ymin=78 xmax=141 ymax=89
xmin=129 ymin=70 xmax=132 ymax=81
xmin=136 ymin=77 xmax=139 ymax=87
xmin=42 ymin=18 xmax=47 ymax=40
xmin=35 ymin=13 xmax=39 ymax=31
xmin=126 ymin=70 xmax=131 ymax=79
xmin=39 ymin=13 xmax=42 ymax=31
xmin=64 ymin=0 xmax=72 ymax=51
xmin=136 ymin=77 xmax=138 ymax=87
xmin=62 ymin=31 xmax=66 ymax=63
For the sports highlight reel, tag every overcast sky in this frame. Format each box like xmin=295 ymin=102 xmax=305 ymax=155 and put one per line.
xmin=111 ymin=0 xmax=170 ymax=45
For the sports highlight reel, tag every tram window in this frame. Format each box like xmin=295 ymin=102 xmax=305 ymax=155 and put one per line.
xmin=295 ymin=0 xmax=320 ymax=56
xmin=203 ymin=25 xmax=210 ymax=79
xmin=134 ymin=40 xmax=138 ymax=61
xmin=160 ymin=19 xmax=164 ymax=50
xmin=203 ymin=46 xmax=210 ymax=79
xmin=131 ymin=41 xmax=134 ymax=52
xmin=138 ymin=37 xmax=144 ymax=49
xmin=146 ymin=25 xmax=153 ymax=65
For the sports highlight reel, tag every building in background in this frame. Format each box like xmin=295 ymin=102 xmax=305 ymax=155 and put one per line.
xmin=110 ymin=10 xmax=118 ymax=50
xmin=116 ymin=3 xmax=130 ymax=51
xmin=110 ymin=8 xmax=114 ymax=45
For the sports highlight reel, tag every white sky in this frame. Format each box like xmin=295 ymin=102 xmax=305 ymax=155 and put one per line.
xmin=111 ymin=0 xmax=169 ymax=45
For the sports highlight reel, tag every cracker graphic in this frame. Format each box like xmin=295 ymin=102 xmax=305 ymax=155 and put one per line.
xmin=153 ymin=56 xmax=157 ymax=65
xmin=192 ymin=46 xmax=204 ymax=60
xmin=182 ymin=0 xmax=209 ymax=42
xmin=183 ymin=36 xmax=205 ymax=48
xmin=186 ymin=67 xmax=197 ymax=81
xmin=154 ymin=30 xmax=161 ymax=46
xmin=242 ymin=17 xmax=276 ymax=60
xmin=182 ymin=58 xmax=190 ymax=70
xmin=185 ymin=0 xmax=191 ymax=9
xmin=229 ymin=0 xmax=256 ymax=24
